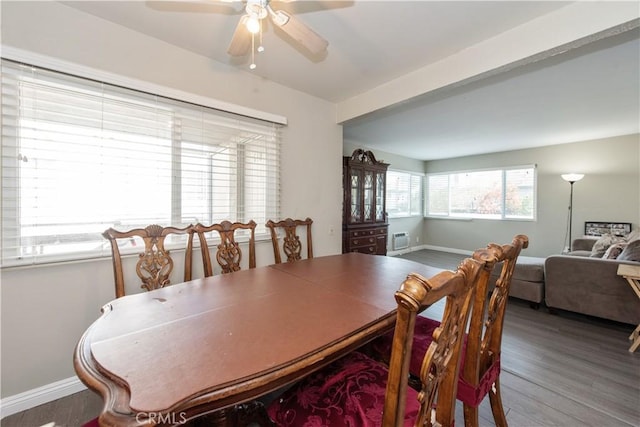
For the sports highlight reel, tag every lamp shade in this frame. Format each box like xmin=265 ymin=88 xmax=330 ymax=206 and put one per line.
xmin=561 ymin=173 xmax=584 ymax=183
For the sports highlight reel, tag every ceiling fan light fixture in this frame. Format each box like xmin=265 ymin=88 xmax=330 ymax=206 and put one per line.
xmin=245 ymin=16 xmax=261 ymax=34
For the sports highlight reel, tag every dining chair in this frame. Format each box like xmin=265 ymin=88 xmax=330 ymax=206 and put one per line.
xmin=102 ymin=224 xmax=194 ymax=299
xmin=91 ymin=224 xmax=195 ymax=425
xmin=193 ymin=220 xmax=256 ymax=276
xmin=267 ymin=249 xmax=496 ymax=427
xmin=458 ymin=234 xmax=528 ymax=427
xmin=265 ymin=217 xmax=313 ymax=263
xmin=371 ymin=234 xmax=529 ymax=427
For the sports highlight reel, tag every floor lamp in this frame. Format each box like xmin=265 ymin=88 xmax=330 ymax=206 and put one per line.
xmin=562 ymin=173 xmax=584 ymax=252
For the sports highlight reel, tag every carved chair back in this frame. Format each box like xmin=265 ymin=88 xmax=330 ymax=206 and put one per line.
xmin=265 ymin=217 xmax=313 ymax=264
xmin=383 ymin=249 xmax=496 ymax=426
xmin=194 ymin=220 xmax=256 ymax=276
xmin=102 ymin=224 xmax=194 ymax=299
xmin=460 ymin=234 xmax=529 ymax=426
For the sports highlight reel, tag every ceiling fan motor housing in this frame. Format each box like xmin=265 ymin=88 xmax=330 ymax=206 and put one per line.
xmin=246 ymin=0 xmax=269 ymax=20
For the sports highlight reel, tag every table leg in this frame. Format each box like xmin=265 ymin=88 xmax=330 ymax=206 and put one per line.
xmin=617 ymin=266 xmax=640 ymax=353
xmin=189 ymin=401 xmax=274 ymax=427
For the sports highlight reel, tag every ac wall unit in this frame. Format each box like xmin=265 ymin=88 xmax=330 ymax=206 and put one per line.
xmin=392 ymin=232 xmax=410 ymax=250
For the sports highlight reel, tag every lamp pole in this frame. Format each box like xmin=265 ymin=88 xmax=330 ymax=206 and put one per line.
xmin=567 ymin=180 xmax=575 ymax=252
xmin=561 ymin=174 xmax=584 ymax=252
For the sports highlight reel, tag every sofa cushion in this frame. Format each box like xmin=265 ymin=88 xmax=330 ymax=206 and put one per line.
xmin=626 ymin=228 xmax=640 ymax=244
xmin=491 ymin=256 xmax=545 ymax=283
xmin=571 ymin=237 xmax=598 ymax=252
xmin=618 ymin=239 xmax=640 ymax=262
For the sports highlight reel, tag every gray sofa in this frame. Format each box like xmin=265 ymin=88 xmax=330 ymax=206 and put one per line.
xmin=545 ymin=237 xmax=640 ymax=325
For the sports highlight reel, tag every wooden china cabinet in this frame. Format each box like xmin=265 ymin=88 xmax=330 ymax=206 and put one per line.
xmin=342 ymin=149 xmax=389 ymax=255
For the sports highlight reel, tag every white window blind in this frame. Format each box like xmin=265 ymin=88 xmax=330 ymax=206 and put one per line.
xmin=1 ymin=59 xmax=281 ymax=266
xmin=426 ymin=166 xmax=536 ymax=220
xmin=386 ymin=170 xmax=423 ymax=218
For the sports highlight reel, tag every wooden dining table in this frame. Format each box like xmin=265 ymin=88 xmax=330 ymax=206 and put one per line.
xmin=74 ymin=253 xmax=445 ymax=426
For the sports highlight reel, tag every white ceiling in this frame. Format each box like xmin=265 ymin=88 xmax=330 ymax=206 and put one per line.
xmin=60 ymin=1 xmax=640 ymax=160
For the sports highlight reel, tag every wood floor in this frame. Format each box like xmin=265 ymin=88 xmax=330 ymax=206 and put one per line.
xmin=2 ymin=249 xmax=639 ymax=427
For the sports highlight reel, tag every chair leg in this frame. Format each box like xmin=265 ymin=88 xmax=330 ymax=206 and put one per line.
xmin=463 ymin=403 xmax=480 ymax=427
xmin=488 ymin=378 xmax=509 ymax=427
xmin=189 ymin=401 xmax=274 ymax=427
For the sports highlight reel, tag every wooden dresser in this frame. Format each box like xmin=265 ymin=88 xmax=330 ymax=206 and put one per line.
xmin=342 ymin=149 xmax=389 ymax=255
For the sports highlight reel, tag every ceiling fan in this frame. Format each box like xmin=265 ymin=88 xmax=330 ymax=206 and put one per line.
xmin=225 ymin=0 xmax=329 ymax=66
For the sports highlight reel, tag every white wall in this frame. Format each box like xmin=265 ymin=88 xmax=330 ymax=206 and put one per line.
xmin=424 ymin=134 xmax=640 ymax=257
xmin=0 ymin=1 xmax=342 ymax=399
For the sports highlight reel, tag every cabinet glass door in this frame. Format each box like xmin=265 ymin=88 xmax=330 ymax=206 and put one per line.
xmin=364 ymin=171 xmax=373 ymax=221
xmin=350 ymin=168 xmax=361 ymax=223
xmin=376 ymin=172 xmax=385 ymax=221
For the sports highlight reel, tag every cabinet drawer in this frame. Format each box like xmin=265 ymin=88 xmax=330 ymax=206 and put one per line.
xmin=350 ymin=227 xmax=387 ymax=238
xmin=350 ymin=229 xmax=375 ymax=238
xmin=350 ymin=236 xmax=377 ymax=247
xmin=351 ymin=245 xmax=376 ymax=254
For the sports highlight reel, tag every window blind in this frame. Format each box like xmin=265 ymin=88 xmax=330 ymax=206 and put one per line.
xmin=1 ymin=59 xmax=281 ymax=266
xmin=386 ymin=170 xmax=423 ymax=218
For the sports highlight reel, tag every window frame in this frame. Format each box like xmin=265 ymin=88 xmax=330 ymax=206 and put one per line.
xmin=425 ymin=165 xmax=537 ymax=221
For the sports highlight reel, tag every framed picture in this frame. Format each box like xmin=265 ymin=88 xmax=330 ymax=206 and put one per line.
xmin=584 ymin=221 xmax=632 ymax=237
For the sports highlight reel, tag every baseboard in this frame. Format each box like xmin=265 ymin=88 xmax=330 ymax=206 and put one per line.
xmin=388 ymin=244 xmax=428 ymax=257
xmin=0 ymin=376 xmax=87 ymax=419
xmin=421 ymin=244 xmax=474 ymax=256
xmin=389 ymin=244 xmax=473 ymax=257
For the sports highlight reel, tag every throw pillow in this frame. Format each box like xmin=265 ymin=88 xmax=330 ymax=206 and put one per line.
xmin=626 ymin=228 xmax=640 ymax=244
xmin=590 ymin=234 xmax=621 ymax=258
xmin=618 ymin=239 xmax=640 ymax=262
xmin=603 ymin=242 xmax=626 ymax=259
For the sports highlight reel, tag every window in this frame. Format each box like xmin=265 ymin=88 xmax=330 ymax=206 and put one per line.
xmin=1 ymin=59 xmax=281 ymax=266
xmin=386 ymin=170 xmax=423 ymax=218
xmin=426 ymin=166 xmax=536 ymax=220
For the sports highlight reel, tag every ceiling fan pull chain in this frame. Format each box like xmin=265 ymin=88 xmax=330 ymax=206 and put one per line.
xmin=258 ymin=20 xmax=265 ymax=53
xmin=250 ymin=31 xmax=256 ymax=70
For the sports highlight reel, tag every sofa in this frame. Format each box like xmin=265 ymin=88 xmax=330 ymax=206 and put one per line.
xmin=545 ymin=234 xmax=640 ymax=325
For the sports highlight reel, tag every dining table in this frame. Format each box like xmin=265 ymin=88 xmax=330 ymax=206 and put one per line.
xmin=74 ymin=252 xmax=445 ymax=426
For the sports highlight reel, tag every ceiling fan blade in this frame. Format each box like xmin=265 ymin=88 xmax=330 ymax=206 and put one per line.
xmin=271 ymin=10 xmax=328 ymax=55
xmin=227 ymin=15 xmax=252 ymax=56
